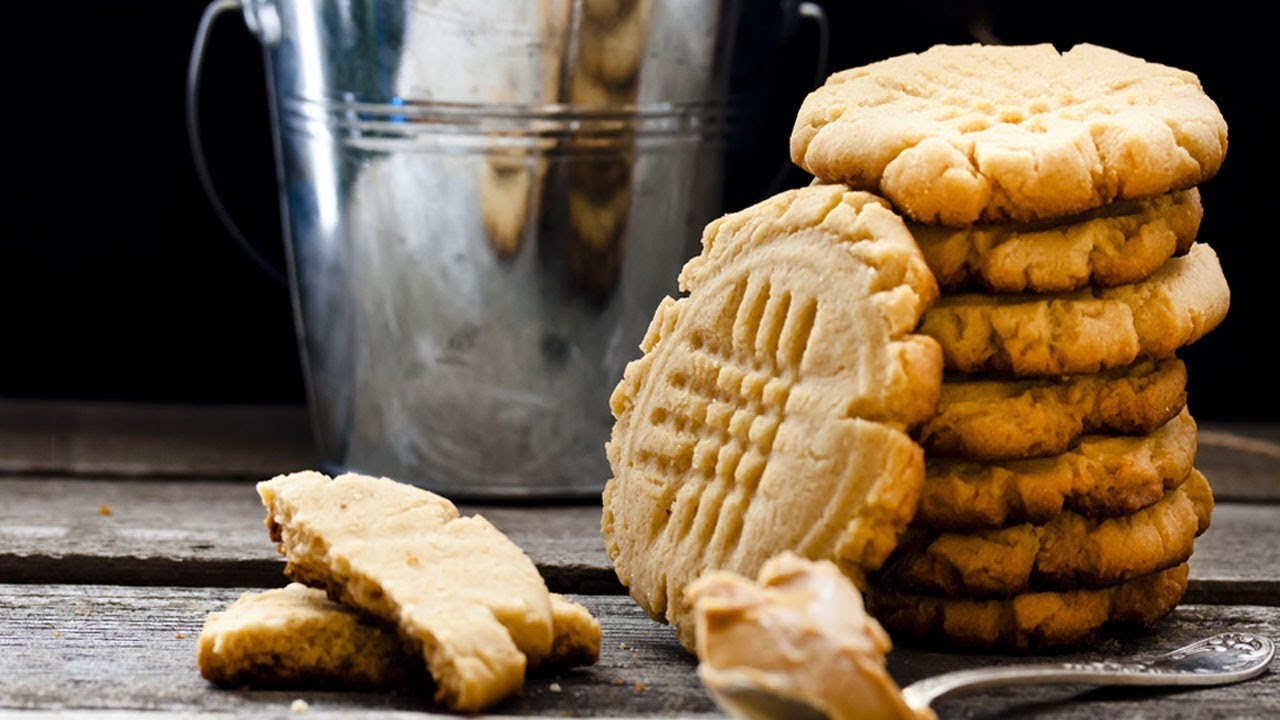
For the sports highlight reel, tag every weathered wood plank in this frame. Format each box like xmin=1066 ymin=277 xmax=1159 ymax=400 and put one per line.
xmin=0 ymin=400 xmax=314 ymax=479
xmin=0 ymin=585 xmax=710 ymax=717
xmin=895 ymin=601 xmax=1280 ymax=719
xmin=1 ymin=585 xmax=1278 ymax=718
xmin=0 ymin=476 xmax=615 ymax=593
xmin=1 ymin=400 xmax=1277 ymax=501
xmin=1187 ymin=503 xmax=1280 ymax=605
xmin=2 ymin=477 xmax=1277 ymax=602
xmin=1198 ymin=427 xmax=1280 ymax=502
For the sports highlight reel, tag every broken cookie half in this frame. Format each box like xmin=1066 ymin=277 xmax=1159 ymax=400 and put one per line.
xmin=197 ymin=583 xmax=413 ymax=690
xmin=196 ymin=583 xmax=598 ymax=699
xmin=197 ymin=471 xmax=599 ymax=712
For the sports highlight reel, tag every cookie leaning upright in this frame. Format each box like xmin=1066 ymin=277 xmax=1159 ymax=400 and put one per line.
xmin=602 ymin=184 xmax=943 ymax=649
xmin=791 ymin=44 xmax=1227 ymax=226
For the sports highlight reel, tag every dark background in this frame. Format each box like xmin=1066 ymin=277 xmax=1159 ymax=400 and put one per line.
xmin=4 ymin=1 xmax=1274 ymax=420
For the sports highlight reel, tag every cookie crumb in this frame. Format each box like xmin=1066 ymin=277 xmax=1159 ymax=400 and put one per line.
xmin=175 ymin=632 xmax=186 ymax=639
xmin=633 ymin=682 xmax=646 ymax=693
xmin=99 ymin=504 xmax=112 ymax=516
xmin=548 ymin=682 xmax=562 ymax=693
xmin=618 ymin=642 xmax=626 ymax=650
xmin=290 ymin=698 xmax=309 ymax=713
xmin=52 ymin=630 xmax=62 ymax=638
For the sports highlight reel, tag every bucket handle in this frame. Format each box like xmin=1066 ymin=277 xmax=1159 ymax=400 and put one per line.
xmin=762 ymin=1 xmax=830 ymax=197
xmin=798 ymin=1 xmax=830 ymax=89
xmin=186 ymin=0 xmax=286 ymax=285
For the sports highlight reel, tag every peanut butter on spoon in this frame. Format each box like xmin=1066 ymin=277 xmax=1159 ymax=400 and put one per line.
xmin=687 ymin=552 xmax=930 ymax=720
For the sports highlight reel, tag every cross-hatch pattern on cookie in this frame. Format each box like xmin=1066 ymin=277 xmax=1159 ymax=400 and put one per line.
xmin=602 ymin=186 xmax=944 ymax=650
xmin=647 ymin=275 xmax=813 ymax=562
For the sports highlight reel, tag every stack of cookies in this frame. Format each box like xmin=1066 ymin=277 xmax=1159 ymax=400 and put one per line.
xmin=790 ymin=43 xmax=1230 ymax=649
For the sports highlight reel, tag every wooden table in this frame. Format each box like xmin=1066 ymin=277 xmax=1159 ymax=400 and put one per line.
xmin=2 ymin=400 xmax=1278 ymax=718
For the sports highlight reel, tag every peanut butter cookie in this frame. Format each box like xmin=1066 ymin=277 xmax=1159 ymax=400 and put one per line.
xmin=603 ymin=185 xmax=942 ymax=649
xmin=920 ymin=358 xmax=1187 ymax=461
xmin=197 ymin=583 xmax=411 ymax=689
xmin=868 ymin=563 xmax=1189 ymax=650
xmin=881 ymin=470 xmax=1211 ymax=597
xmin=197 ymin=584 xmax=599 ymax=690
xmin=258 ymin=471 xmax=598 ymax=712
xmin=919 ymin=408 xmax=1197 ymax=531
xmin=913 ymin=189 xmax=1201 ymax=293
xmin=920 ymin=244 xmax=1228 ymax=376
xmin=792 ymin=44 xmax=1227 ymax=226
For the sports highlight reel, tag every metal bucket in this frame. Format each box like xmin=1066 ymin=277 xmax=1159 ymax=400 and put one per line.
xmin=191 ymin=0 xmax=825 ymax=498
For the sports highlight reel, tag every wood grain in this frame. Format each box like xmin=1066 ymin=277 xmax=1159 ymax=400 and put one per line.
xmin=2 ymin=476 xmax=1277 ymax=601
xmin=0 ymin=400 xmax=314 ymax=479
xmin=1198 ymin=427 xmax=1280 ymax=502
xmin=2 ymin=585 xmax=1278 ymax=718
xmin=1187 ymin=503 xmax=1280 ymax=605
xmin=2 ymin=400 xmax=1276 ymax=501
xmin=0 ymin=476 xmax=616 ymax=592
xmin=0 ymin=585 xmax=708 ymax=717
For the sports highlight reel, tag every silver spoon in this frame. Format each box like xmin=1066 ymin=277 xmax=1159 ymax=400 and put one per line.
xmin=709 ymin=632 xmax=1275 ymax=720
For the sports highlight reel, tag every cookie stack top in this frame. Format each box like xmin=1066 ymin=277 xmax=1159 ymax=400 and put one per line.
xmin=792 ymin=43 xmax=1230 ymax=382
xmin=791 ymin=43 xmax=1227 ymax=227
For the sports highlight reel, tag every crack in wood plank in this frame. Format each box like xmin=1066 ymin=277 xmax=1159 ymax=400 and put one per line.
xmin=2 ymin=400 xmax=1276 ymax=502
xmin=2 ymin=477 xmax=1277 ymax=601
xmin=2 ymin=585 xmax=1278 ymax=718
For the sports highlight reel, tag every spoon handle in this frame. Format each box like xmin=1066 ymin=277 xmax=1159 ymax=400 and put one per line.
xmin=900 ymin=632 xmax=1275 ymax=710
